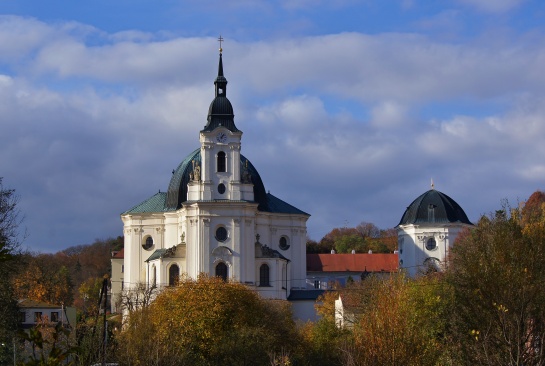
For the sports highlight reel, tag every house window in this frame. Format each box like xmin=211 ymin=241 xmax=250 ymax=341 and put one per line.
xmin=34 ymin=312 xmax=42 ymax=323
xmin=216 ymin=262 xmax=228 ymax=282
xmin=143 ymin=236 xmax=154 ymax=250
xmin=217 ymin=151 xmax=226 ymax=172
xmin=169 ymin=264 xmax=180 ymax=286
xmin=259 ymin=264 xmax=270 ymax=287
xmin=51 ymin=312 xmax=59 ymax=322
xmin=19 ymin=312 xmax=26 ymax=323
xmin=314 ymin=280 xmax=320 ymax=289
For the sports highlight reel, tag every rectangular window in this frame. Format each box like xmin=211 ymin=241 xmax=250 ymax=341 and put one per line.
xmin=19 ymin=312 xmax=26 ymax=323
xmin=34 ymin=312 xmax=42 ymax=322
xmin=121 ymin=264 xmax=124 ymax=273
xmin=314 ymin=280 xmax=320 ymax=289
xmin=51 ymin=312 xmax=59 ymax=322
xmin=121 ymin=279 xmax=124 ymax=290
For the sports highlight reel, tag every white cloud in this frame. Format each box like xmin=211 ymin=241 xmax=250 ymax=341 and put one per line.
xmin=0 ymin=14 xmax=544 ymax=250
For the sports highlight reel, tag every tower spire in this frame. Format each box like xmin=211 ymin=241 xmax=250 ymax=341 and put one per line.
xmin=202 ymin=36 xmax=238 ymax=133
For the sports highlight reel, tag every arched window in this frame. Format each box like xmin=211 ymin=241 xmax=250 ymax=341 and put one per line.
xmin=169 ymin=264 xmax=180 ymax=286
xmin=151 ymin=266 xmax=157 ymax=286
xmin=216 ymin=262 xmax=228 ymax=281
xmin=217 ymin=151 xmax=226 ymax=172
xmin=259 ymin=264 xmax=270 ymax=287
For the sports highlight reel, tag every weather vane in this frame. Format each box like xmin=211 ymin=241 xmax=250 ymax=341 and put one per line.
xmin=218 ymin=35 xmax=224 ymax=53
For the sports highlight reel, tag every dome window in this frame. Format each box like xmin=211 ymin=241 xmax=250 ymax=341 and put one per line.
xmin=217 ymin=151 xmax=226 ymax=172
xmin=216 ymin=227 xmax=228 ymax=242
xmin=426 ymin=237 xmax=437 ymax=251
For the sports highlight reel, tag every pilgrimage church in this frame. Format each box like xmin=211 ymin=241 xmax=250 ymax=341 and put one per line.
xmin=111 ymin=41 xmax=474 ymax=314
xmin=116 ymin=45 xmax=310 ymax=302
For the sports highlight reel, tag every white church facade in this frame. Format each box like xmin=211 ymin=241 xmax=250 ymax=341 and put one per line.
xmin=116 ymin=49 xmax=310 ymax=304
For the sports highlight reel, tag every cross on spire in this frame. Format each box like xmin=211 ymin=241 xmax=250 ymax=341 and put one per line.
xmin=218 ymin=35 xmax=224 ymax=53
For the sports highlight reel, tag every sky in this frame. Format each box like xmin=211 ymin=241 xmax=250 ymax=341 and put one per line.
xmin=1 ymin=0 xmax=545 ymax=253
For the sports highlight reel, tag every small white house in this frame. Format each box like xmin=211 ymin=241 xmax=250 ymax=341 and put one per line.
xmin=18 ymin=299 xmax=76 ymax=331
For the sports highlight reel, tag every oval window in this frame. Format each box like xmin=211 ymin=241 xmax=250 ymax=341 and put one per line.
xmin=218 ymin=183 xmax=226 ymax=194
xmin=279 ymin=236 xmax=290 ymax=250
xmin=216 ymin=227 xmax=228 ymax=242
xmin=426 ymin=237 xmax=437 ymax=251
xmin=142 ymin=236 xmax=154 ymax=250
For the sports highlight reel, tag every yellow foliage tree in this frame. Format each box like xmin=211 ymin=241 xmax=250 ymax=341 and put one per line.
xmin=116 ymin=274 xmax=299 ymax=366
xmin=329 ymin=274 xmax=448 ymax=366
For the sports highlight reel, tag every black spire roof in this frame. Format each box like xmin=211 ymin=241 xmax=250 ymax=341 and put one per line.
xmin=398 ymin=189 xmax=472 ymax=226
xmin=202 ymin=52 xmax=239 ymax=133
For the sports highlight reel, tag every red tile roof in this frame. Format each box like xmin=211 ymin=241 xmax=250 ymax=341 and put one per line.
xmin=112 ymin=248 xmax=124 ymax=259
xmin=307 ymin=253 xmax=398 ymax=273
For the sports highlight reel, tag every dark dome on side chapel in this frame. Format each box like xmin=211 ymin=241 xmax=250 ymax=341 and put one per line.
xmin=165 ymin=149 xmax=267 ymax=211
xmin=398 ymin=189 xmax=472 ymax=226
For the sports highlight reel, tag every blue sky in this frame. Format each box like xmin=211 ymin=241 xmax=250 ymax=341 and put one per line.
xmin=1 ymin=0 xmax=545 ymax=252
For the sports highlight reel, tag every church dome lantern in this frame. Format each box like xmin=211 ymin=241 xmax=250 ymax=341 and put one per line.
xmin=202 ymin=49 xmax=239 ymax=133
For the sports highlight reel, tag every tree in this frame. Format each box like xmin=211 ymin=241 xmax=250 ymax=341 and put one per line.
xmin=78 ymin=277 xmax=103 ymax=317
xmin=117 ymin=282 xmax=157 ymax=313
xmin=0 ymin=178 xmax=23 ymax=365
xmin=314 ymin=223 xmax=396 ymax=254
xmin=445 ymin=198 xmax=545 ymax=365
xmin=12 ymin=256 xmax=74 ymax=306
xmin=335 ymin=274 xmax=449 ymax=366
xmin=0 ymin=178 xmax=23 ymax=262
xmin=116 ymin=275 xmax=299 ymax=366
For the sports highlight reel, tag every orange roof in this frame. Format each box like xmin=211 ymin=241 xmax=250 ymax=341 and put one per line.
xmin=306 ymin=253 xmax=398 ymax=273
xmin=112 ymin=248 xmax=124 ymax=258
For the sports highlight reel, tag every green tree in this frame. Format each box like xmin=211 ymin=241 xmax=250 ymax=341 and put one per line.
xmin=446 ymin=198 xmax=545 ymax=365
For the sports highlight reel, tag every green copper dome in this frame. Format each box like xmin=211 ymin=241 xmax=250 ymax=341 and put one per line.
xmin=165 ymin=149 xmax=267 ymax=210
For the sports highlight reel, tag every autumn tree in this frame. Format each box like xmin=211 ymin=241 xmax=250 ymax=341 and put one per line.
xmin=336 ymin=274 xmax=449 ymax=366
xmin=12 ymin=255 xmax=74 ymax=306
xmin=313 ymin=222 xmax=396 ymax=254
xmin=445 ymin=198 xmax=545 ymax=365
xmin=116 ymin=275 xmax=299 ymax=366
xmin=78 ymin=277 xmax=104 ymax=317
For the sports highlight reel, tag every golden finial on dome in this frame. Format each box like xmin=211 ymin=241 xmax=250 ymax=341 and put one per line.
xmin=218 ymin=35 xmax=224 ymax=54
xmin=431 ymin=178 xmax=435 ymax=190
